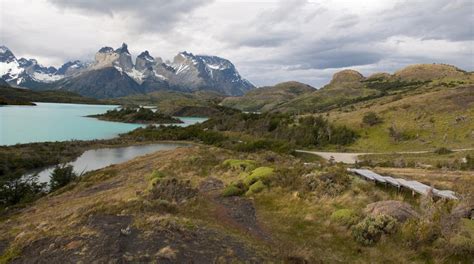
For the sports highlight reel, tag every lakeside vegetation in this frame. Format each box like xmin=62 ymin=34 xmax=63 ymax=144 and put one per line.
xmin=88 ymin=107 xmax=183 ymax=124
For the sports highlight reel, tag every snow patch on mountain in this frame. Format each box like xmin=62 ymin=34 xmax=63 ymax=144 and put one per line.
xmin=0 ymin=61 xmax=23 ymax=80
xmin=32 ymin=72 xmax=63 ymax=82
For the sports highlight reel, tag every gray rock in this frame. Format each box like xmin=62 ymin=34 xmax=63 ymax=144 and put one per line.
xmin=365 ymin=200 xmax=419 ymax=222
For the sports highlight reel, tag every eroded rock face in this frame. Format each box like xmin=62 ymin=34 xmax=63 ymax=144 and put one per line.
xmin=365 ymin=200 xmax=419 ymax=222
xmin=150 ymin=178 xmax=197 ymax=203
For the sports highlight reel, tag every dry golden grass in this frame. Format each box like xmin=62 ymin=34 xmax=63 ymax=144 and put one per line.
xmin=327 ymin=85 xmax=474 ymax=152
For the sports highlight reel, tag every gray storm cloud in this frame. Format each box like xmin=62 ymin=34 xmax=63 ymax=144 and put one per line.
xmin=47 ymin=0 xmax=212 ymax=32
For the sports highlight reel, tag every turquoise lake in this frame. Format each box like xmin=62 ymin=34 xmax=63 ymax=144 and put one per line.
xmin=0 ymin=102 xmax=207 ymax=146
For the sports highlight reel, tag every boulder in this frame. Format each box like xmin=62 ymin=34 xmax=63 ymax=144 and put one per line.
xmin=365 ymin=200 xmax=418 ymax=222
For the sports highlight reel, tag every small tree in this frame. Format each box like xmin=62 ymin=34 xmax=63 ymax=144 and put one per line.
xmin=49 ymin=164 xmax=77 ymax=191
xmin=362 ymin=112 xmax=383 ymax=126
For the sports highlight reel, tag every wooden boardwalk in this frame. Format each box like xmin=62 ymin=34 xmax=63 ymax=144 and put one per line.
xmin=348 ymin=168 xmax=458 ymax=200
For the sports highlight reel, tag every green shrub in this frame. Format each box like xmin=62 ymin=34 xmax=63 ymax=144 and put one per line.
xmin=246 ymin=180 xmax=266 ymax=195
xmin=305 ymin=166 xmax=351 ymax=196
xmin=223 ymin=159 xmax=257 ymax=171
xmin=331 ymin=209 xmax=359 ymax=226
xmin=147 ymin=170 xmax=166 ymax=191
xmin=400 ymin=219 xmax=441 ymax=248
xmin=243 ymin=167 xmax=274 ymax=186
xmin=0 ymin=173 xmax=45 ymax=209
xmin=434 ymin=147 xmax=453 ymax=155
xmin=222 ymin=182 xmax=246 ymax=197
xmin=352 ymin=215 xmax=398 ymax=245
xmin=49 ymin=164 xmax=77 ymax=191
xmin=362 ymin=112 xmax=383 ymax=126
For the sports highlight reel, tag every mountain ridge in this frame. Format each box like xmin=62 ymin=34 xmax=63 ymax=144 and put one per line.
xmin=0 ymin=44 xmax=255 ymax=98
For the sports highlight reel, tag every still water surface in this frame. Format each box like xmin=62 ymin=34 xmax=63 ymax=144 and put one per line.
xmin=0 ymin=102 xmax=206 ymax=146
xmin=32 ymin=143 xmax=189 ymax=183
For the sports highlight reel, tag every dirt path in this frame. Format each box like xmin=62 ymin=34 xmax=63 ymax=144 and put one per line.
xmin=296 ymin=148 xmax=474 ymax=164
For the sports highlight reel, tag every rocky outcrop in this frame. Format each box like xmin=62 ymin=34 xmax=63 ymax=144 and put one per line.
xmin=365 ymin=200 xmax=419 ymax=222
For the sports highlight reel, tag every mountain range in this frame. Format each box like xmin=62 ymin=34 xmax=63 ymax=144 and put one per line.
xmin=0 ymin=44 xmax=254 ymax=98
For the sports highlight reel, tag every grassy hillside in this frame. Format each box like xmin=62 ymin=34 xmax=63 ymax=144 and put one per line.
xmin=272 ymin=64 xmax=473 ymax=114
xmin=0 ymin=146 xmax=471 ymax=263
xmin=0 ymin=86 xmax=104 ymax=105
xmin=326 ymin=84 xmax=474 ymax=152
xmin=272 ymin=70 xmax=382 ymax=114
xmin=221 ymin=81 xmax=314 ymax=112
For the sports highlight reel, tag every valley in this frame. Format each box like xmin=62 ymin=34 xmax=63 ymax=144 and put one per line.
xmin=0 ymin=61 xmax=473 ymax=263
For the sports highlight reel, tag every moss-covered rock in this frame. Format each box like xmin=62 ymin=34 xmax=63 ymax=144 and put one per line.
xmin=246 ymin=180 xmax=266 ymax=195
xmin=243 ymin=167 xmax=274 ymax=186
xmin=222 ymin=182 xmax=246 ymax=197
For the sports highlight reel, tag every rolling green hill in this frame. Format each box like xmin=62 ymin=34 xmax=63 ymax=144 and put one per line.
xmin=221 ymin=81 xmax=315 ymax=112
xmin=271 ymin=64 xmax=473 ymax=114
xmin=0 ymin=86 xmax=103 ymax=105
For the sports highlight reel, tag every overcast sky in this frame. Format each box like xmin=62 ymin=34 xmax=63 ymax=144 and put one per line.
xmin=0 ymin=0 xmax=472 ymax=87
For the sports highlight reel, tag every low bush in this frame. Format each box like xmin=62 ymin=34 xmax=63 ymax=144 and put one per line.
xmin=331 ymin=209 xmax=359 ymax=227
xmin=147 ymin=170 xmax=166 ymax=191
xmin=222 ymin=159 xmax=257 ymax=171
xmin=362 ymin=112 xmax=383 ymax=126
xmin=222 ymin=182 xmax=246 ymax=197
xmin=304 ymin=166 xmax=351 ymax=197
xmin=352 ymin=215 xmax=398 ymax=245
xmin=246 ymin=180 xmax=266 ymax=195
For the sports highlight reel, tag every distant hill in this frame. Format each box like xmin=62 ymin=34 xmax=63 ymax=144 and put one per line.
xmin=221 ymin=81 xmax=315 ymax=112
xmin=271 ymin=64 xmax=473 ymax=114
xmin=0 ymin=86 xmax=104 ymax=105
xmin=393 ymin=64 xmax=468 ymax=81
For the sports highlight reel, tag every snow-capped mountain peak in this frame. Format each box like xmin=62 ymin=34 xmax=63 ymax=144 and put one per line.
xmin=1 ymin=43 xmax=255 ymax=97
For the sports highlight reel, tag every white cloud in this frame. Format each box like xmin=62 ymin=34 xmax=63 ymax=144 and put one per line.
xmin=0 ymin=0 xmax=472 ymax=87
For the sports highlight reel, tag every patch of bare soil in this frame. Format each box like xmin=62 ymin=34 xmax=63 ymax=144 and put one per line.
xmin=213 ymin=196 xmax=272 ymax=242
xmin=13 ymin=214 xmax=267 ymax=263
